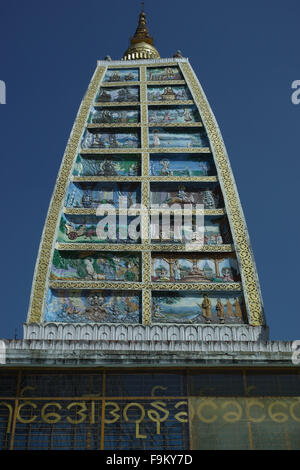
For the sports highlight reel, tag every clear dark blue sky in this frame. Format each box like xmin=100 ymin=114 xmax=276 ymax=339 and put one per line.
xmin=0 ymin=0 xmax=299 ymax=340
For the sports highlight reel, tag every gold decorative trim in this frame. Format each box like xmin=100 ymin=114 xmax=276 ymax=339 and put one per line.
xmin=101 ymin=81 xmax=140 ymax=87
xmin=87 ymin=123 xmax=141 ymax=128
xmin=27 ymin=65 xmax=107 ymax=323
xmin=180 ymin=62 xmax=264 ymax=325
xmin=148 ymin=122 xmax=203 ymax=127
xmin=142 ymin=252 xmax=151 ymax=283
xmin=72 ymin=176 xmax=218 ymax=183
xmin=142 ymin=153 xmax=149 ymax=175
xmin=142 ymin=289 xmax=151 ymax=325
xmin=87 ymin=122 xmax=203 ymax=129
xmin=56 ymin=243 xmax=235 ymax=253
xmin=94 ymin=101 xmax=140 ymax=107
xmin=63 ymin=207 xmax=226 ymax=216
xmin=80 ymin=147 xmax=211 ymax=155
xmin=49 ymin=281 xmax=143 ymax=290
xmin=49 ymin=280 xmax=242 ymax=291
xmin=72 ymin=176 xmax=143 ymax=182
xmin=147 ymin=147 xmax=211 ymax=153
xmin=146 ymin=62 xmax=185 ymax=68
xmin=146 ymin=176 xmax=218 ymax=182
xmin=151 ymin=282 xmax=242 ymax=291
xmin=146 ymin=100 xmax=194 ymax=106
xmin=80 ymin=148 xmax=142 ymax=154
xmin=147 ymin=80 xmax=186 ymax=86
xmin=101 ymin=64 xmax=142 ymax=69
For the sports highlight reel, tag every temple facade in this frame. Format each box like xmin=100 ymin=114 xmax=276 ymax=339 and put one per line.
xmin=0 ymin=10 xmax=298 ymax=450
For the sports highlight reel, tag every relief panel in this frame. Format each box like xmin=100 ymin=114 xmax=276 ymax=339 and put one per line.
xmin=149 ymin=154 xmax=216 ymax=177
xmin=152 ymin=291 xmax=246 ymax=324
xmin=50 ymin=250 xmax=141 ymax=282
xmin=73 ymin=154 xmax=141 ymax=177
xmin=45 ymin=289 xmax=142 ymax=323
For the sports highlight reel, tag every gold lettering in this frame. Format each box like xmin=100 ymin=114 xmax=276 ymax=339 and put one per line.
xmin=222 ymin=400 xmax=242 ymax=423
xmin=90 ymin=400 xmax=95 ymax=425
xmin=0 ymin=402 xmax=13 ymax=433
xmin=123 ymin=402 xmax=146 ymax=439
xmin=174 ymin=401 xmax=188 ymax=423
xmin=268 ymin=400 xmax=288 ymax=423
xmin=151 ymin=386 xmax=168 ymax=397
xmin=148 ymin=401 xmax=169 ymax=434
xmin=66 ymin=402 xmax=87 ymax=424
xmin=104 ymin=401 xmax=120 ymax=424
xmin=197 ymin=399 xmax=218 ymax=423
xmin=41 ymin=402 xmax=62 ymax=424
xmin=246 ymin=398 xmax=266 ymax=423
xmin=17 ymin=401 xmax=38 ymax=424
xmin=290 ymin=399 xmax=300 ymax=422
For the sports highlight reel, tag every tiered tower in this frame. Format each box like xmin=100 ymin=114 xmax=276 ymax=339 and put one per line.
xmin=26 ymin=9 xmax=266 ymax=342
xmin=1 ymin=9 xmax=298 ymax=452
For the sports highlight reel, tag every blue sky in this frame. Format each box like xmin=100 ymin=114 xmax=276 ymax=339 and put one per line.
xmin=0 ymin=0 xmax=299 ymax=340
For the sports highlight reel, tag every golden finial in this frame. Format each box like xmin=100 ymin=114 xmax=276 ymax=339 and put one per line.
xmin=122 ymin=7 xmax=160 ymax=60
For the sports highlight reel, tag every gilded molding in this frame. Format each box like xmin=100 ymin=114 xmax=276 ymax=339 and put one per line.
xmin=80 ymin=148 xmax=142 ymax=154
xmin=62 ymin=207 xmax=226 ymax=216
xmin=72 ymin=176 xmax=143 ymax=182
xmin=94 ymin=101 xmax=140 ymax=107
xmin=87 ymin=123 xmax=141 ymax=128
xmin=28 ymin=66 xmax=107 ymax=323
xmin=151 ymin=282 xmax=242 ymax=291
xmin=56 ymin=243 xmax=235 ymax=253
xmin=146 ymin=100 xmax=194 ymax=106
xmin=49 ymin=281 xmax=143 ymax=290
xmin=180 ymin=62 xmax=264 ymax=326
xmin=148 ymin=122 xmax=203 ymax=128
xmin=146 ymin=176 xmax=218 ymax=182
xmin=142 ymin=251 xmax=151 ymax=283
xmin=80 ymin=147 xmax=211 ymax=154
xmin=101 ymin=81 xmax=140 ymax=87
xmin=147 ymin=147 xmax=211 ymax=153
xmin=49 ymin=280 xmax=242 ymax=291
xmin=142 ymin=289 xmax=151 ymax=325
xmin=147 ymin=80 xmax=186 ymax=86
xmin=72 ymin=176 xmax=218 ymax=183
xmin=142 ymin=153 xmax=149 ymax=175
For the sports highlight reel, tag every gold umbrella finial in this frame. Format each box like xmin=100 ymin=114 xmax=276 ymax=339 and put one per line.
xmin=122 ymin=6 xmax=160 ymax=60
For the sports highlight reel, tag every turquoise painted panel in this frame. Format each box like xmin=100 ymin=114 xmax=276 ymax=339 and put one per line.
xmin=65 ymin=182 xmax=141 ymax=209
xmin=149 ymin=127 xmax=209 ymax=148
xmin=149 ymin=154 xmax=216 ymax=176
xmin=45 ymin=289 xmax=141 ymax=323
xmin=148 ymin=106 xmax=200 ymax=123
xmin=82 ymin=130 xmax=140 ymax=149
xmin=147 ymin=86 xmax=191 ymax=101
xmin=50 ymin=250 xmax=140 ymax=282
xmin=103 ymin=68 xmax=139 ymax=82
xmin=73 ymin=155 xmax=141 ymax=176
xmin=96 ymin=86 xmax=139 ymax=102
xmin=57 ymin=214 xmax=141 ymax=244
xmin=151 ymin=255 xmax=240 ymax=283
xmin=89 ymin=107 xmax=139 ymax=124
xmin=147 ymin=66 xmax=183 ymax=81
xmin=150 ymin=182 xmax=222 ymax=208
xmin=152 ymin=292 xmax=246 ymax=324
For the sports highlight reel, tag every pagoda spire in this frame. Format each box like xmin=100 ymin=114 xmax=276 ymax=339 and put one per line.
xmin=131 ymin=4 xmax=153 ymax=45
xmin=122 ymin=6 xmax=160 ymax=60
